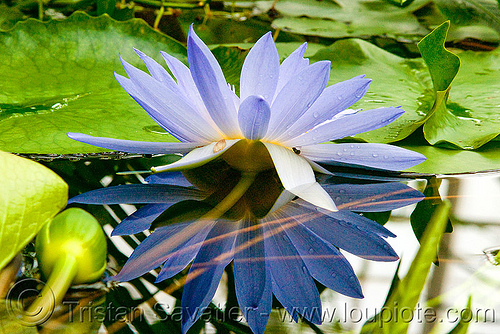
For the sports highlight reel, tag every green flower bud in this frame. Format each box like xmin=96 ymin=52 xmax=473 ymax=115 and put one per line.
xmin=36 ymin=208 xmax=107 ymax=284
xmin=26 ymin=208 xmax=106 ymax=323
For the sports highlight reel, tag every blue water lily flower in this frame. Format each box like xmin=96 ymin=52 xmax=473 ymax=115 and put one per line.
xmin=68 ymin=27 xmax=427 ymax=334
xmin=68 ymin=26 xmax=425 ymax=213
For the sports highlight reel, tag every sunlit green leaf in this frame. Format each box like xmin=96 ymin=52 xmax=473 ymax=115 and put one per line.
xmin=0 ymin=151 xmax=68 ymax=270
xmin=383 ymin=200 xmax=451 ymax=333
xmin=447 ymin=296 xmax=473 ymax=334
xmin=418 ymin=21 xmax=460 ymax=92
xmin=0 ymin=12 xmax=186 ymax=154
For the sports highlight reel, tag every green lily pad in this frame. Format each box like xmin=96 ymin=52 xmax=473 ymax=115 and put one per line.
xmin=0 ymin=12 xmax=186 ymax=154
xmin=434 ymin=0 xmax=500 ymax=38
xmin=0 ymin=151 xmax=68 ymax=271
xmin=263 ymin=0 xmax=430 ymax=40
xmin=402 ymin=140 xmax=500 ymax=174
xmin=0 ymin=4 xmax=25 ymax=31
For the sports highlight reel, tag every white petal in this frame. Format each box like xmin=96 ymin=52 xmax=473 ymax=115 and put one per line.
xmin=262 ymin=143 xmax=337 ymax=211
xmin=305 ymin=158 xmax=333 ymax=175
xmin=268 ymin=190 xmax=296 ymax=214
xmin=152 ymin=139 xmax=240 ymax=172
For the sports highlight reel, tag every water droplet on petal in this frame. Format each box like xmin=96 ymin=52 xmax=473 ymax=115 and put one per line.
xmin=308 ymin=247 xmax=314 ymax=254
xmin=302 ymin=266 xmax=308 ymax=273
xmin=313 ymin=112 xmax=319 ymax=118
xmin=213 ymin=139 xmax=227 ymax=153
xmin=372 ymin=153 xmax=379 ymax=158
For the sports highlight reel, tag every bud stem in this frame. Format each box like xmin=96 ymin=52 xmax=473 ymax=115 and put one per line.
xmin=25 ymin=254 xmax=78 ymax=324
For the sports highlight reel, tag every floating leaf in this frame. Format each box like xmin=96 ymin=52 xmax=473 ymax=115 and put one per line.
xmin=264 ymin=0 xmax=430 ymax=40
xmin=0 ymin=12 xmax=186 ymax=154
xmin=0 ymin=151 xmax=68 ymax=270
xmin=402 ymin=140 xmax=500 ymax=174
xmin=434 ymin=0 xmax=500 ymax=37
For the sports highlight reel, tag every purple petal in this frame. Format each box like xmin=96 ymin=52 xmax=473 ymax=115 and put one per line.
xmin=234 ymin=218 xmax=272 ymax=334
xmin=266 ymin=61 xmax=331 ymax=140
xmin=238 ymin=95 xmax=271 ymax=140
xmin=119 ymin=56 xmax=221 ymax=142
xmin=295 ymin=204 xmax=399 ymax=261
xmin=274 ymin=43 xmax=309 ymax=98
xmin=68 ymin=184 xmax=203 ymax=204
xmin=145 ymin=172 xmax=193 ymax=187
xmin=281 ymin=217 xmax=363 ymax=298
xmin=111 ymin=222 xmax=194 ymax=281
xmin=234 ymin=219 xmax=266 ymax=310
xmin=115 ymin=73 xmax=191 ymax=142
xmin=263 ymin=214 xmax=322 ymax=324
xmin=295 ymin=201 xmax=395 ymax=237
xmin=67 ymin=132 xmax=198 ymax=154
xmin=278 ymin=76 xmax=371 ymax=141
xmin=300 ymin=143 xmax=426 ymax=171
xmin=322 ymin=182 xmax=424 ymax=212
xmin=160 ymin=51 xmax=217 ymax=126
xmin=133 ymin=48 xmax=177 ymax=89
xmin=240 ymin=32 xmax=279 ymax=103
xmin=181 ymin=220 xmax=238 ymax=333
xmin=112 ymin=203 xmax=172 ymax=236
xmin=285 ymin=107 xmax=404 ymax=147
xmin=155 ymin=221 xmax=215 ymax=282
xmin=187 ymin=26 xmax=240 ymax=137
